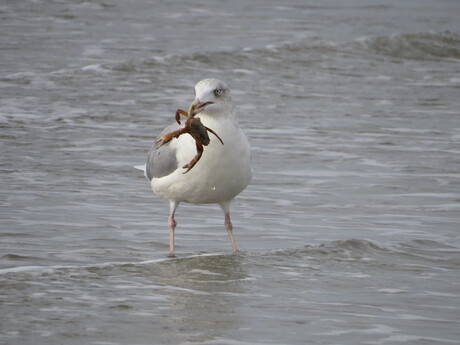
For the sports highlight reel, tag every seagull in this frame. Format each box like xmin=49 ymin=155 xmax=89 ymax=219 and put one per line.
xmin=138 ymin=78 xmax=252 ymax=257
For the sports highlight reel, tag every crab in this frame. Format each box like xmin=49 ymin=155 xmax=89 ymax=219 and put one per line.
xmin=156 ymin=101 xmax=224 ymax=173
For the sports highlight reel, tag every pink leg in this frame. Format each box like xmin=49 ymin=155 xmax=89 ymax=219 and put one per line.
xmin=220 ymin=201 xmax=238 ymax=253
xmin=168 ymin=201 xmax=179 ymax=257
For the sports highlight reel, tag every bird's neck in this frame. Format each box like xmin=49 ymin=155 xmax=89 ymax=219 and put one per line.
xmin=199 ymin=108 xmax=238 ymax=125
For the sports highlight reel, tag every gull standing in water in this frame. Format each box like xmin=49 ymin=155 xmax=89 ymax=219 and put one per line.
xmin=137 ymin=78 xmax=252 ymax=257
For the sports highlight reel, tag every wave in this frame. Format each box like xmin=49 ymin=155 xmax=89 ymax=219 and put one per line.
xmin=261 ymin=238 xmax=460 ymax=270
xmin=2 ymin=30 xmax=457 ymax=90
xmin=74 ymin=38 xmax=340 ymax=74
xmin=94 ymin=31 xmax=460 ymax=73
xmin=265 ymin=239 xmax=389 ymax=260
xmin=8 ymin=30 xmax=452 ymax=83
xmin=352 ymin=31 xmax=460 ymax=60
xmin=3 ymin=238 xmax=457 ymax=277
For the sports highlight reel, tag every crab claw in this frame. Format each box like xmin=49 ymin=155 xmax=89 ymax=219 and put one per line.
xmin=189 ymin=99 xmax=214 ymax=117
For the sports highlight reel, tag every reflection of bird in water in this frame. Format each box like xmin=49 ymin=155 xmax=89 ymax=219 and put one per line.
xmin=137 ymin=78 xmax=252 ymax=257
xmin=153 ymin=253 xmax=247 ymax=343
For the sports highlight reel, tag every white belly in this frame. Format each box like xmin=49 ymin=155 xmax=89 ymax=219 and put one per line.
xmin=151 ymin=116 xmax=252 ymax=204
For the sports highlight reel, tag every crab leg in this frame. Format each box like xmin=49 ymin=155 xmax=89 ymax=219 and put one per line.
xmin=156 ymin=127 xmax=189 ymax=148
xmin=205 ymin=126 xmax=224 ymax=145
xmin=175 ymin=109 xmax=189 ymax=125
xmin=182 ymin=141 xmax=204 ymax=174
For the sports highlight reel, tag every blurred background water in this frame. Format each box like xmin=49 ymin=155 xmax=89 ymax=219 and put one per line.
xmin=1 ymin=0 xmax=460 ymax=344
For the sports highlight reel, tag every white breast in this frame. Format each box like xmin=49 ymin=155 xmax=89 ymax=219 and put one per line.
xmin=151 ymin=113 xmax=252 ymax=204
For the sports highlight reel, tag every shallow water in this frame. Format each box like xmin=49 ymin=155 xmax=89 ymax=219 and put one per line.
xmin=1 ymin=0 xmax=460 ymax=344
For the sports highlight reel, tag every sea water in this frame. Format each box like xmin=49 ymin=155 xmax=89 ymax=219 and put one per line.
xmin=1 ymin=0 xmax=460 ymax=344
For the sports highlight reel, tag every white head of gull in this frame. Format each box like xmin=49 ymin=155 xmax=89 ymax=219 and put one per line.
xmin=139 ymin=78 xmax=252 ymax=257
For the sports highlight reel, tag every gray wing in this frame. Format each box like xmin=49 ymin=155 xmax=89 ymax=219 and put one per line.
xmin=146 ymin=123 xmax=181 ymax=180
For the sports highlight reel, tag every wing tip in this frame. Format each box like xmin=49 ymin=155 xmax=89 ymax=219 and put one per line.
xmin=134 ymin=164 xmax=148 ymax=179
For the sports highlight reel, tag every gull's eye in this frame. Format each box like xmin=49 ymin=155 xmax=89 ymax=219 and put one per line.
xmin=214 ymin=88 xmax=223 ymax=96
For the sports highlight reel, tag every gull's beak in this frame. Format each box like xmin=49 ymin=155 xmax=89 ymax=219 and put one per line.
xmin=189 ymin=98 xmax=214 ymax=117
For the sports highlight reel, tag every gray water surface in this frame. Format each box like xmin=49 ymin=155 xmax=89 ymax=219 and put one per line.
xmin=1 ymin=0 xmax=460 ymax=344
